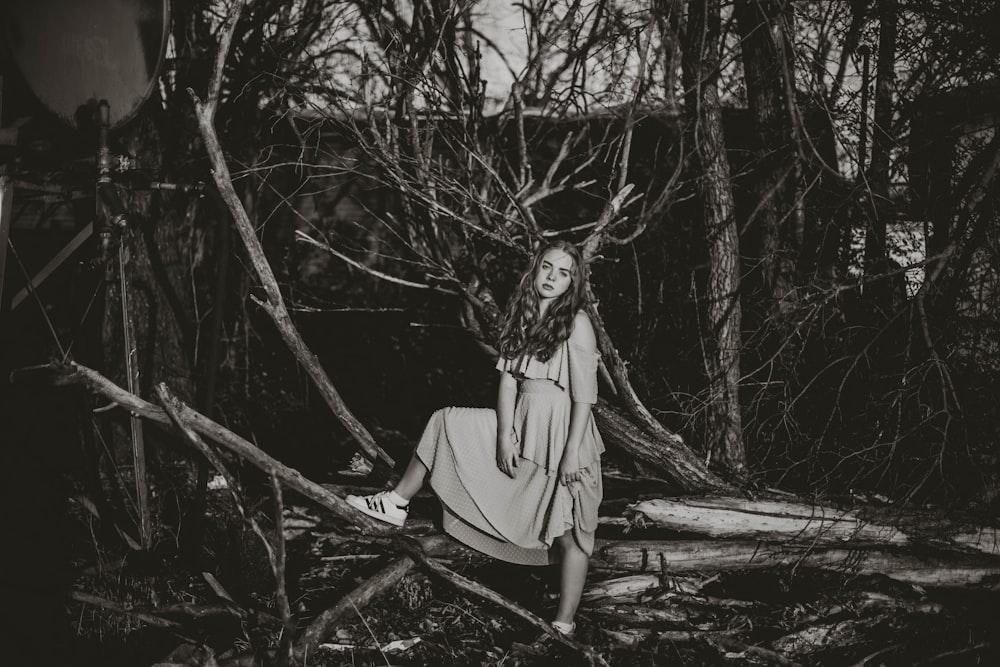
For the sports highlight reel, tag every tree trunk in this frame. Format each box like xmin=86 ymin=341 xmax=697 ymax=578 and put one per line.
xmin=594 ymin=401 xmax=732 ymax=493
xmin=863 ymin=0 xmax=898 ymax=307
xmin=734 ymin=0 xmax=801 ymax=309
xmin=681 ymin=0 xmax=745 ymax=475
xmin=733 ymin=0 xmax=806 ymax=462
xmin=97 ymin=108 xmax=200 ymax=548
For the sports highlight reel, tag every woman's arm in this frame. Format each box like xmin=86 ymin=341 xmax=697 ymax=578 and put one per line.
xmin=496 ymin=370 xmax=519 ymax=477
xmin=560 ymin=312 xmax=598 ymax=485
xmin=559 ymin=402 xmax=593 ymax=484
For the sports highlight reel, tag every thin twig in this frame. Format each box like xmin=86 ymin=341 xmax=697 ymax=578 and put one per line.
xmin=269 ymin=474 xmax=296 ymax=666
xmin=295 ymin=230 xmax=457 ymax=293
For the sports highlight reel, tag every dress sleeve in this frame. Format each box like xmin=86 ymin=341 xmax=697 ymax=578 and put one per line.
xmin=495 ymin=355 xmax=510 ymax=373
xmin=567 ymin=314 xmax=599 ymax=404
xmin=567 ymin=343 xmax=599 ymax=403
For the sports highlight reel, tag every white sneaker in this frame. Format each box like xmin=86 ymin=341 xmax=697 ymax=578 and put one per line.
xmin=345 ymin=491 xmax=408 ymax=526
xmin=552 ymin=620 xmax=576 ymax=636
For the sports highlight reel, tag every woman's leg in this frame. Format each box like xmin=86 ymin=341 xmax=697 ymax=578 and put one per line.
xmin=553 ymin=532 xmax=589 ymax=626
xmin=393 ymin=454 xmax=429 ymax=501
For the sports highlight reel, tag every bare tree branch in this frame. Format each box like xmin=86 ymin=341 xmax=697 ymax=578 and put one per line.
xmin=187 ymin=0 xmax=394 ymax=468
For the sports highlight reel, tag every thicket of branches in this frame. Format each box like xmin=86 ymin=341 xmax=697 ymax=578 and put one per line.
xmin=75 ymin=0 xmax=997 ymax=527
xmin=8 ymin=1 xmax=1000 ymax=663
xmin=181 ymin=0 xmax=1000 ymax=504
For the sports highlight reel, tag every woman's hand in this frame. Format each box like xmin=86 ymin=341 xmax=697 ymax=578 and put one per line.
xmin=559 ymin=450 xmax=581 ymax=486
xmin=496 ymin=436 xmax=519 ymax=478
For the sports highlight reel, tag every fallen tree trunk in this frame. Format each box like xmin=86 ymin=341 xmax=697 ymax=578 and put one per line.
xmin=287 ymin=513 xmax=1000 ymax=590
xmin=627 ymin=497 xmax=1000 ymax=556
xmin=627 ymin=497 xmax=910 ymax=544
xmin=594 ymin=401 xmax=733 ymax=494
xmin=282 ymin=485 xmax=1000 ymax=590
xmin=593 ymin=541 xmax=1000 ymax=589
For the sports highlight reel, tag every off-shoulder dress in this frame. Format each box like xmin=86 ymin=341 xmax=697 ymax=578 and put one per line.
xmin=414 ymin=318 xmax=605 ymax=565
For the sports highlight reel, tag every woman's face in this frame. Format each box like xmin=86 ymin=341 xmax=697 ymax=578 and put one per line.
xmin=534 ymin=248 xmax=575 ymax=304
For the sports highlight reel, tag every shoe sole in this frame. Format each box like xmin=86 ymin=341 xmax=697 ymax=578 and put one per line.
xmin=346 ymin=497 xmax=406 ymax=527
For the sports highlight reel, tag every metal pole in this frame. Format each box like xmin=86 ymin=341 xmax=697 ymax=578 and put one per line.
xmin=119 ymin=233 xmax=151 ymax=548
xmin=98 ymin=99 xmax=151 ymax=548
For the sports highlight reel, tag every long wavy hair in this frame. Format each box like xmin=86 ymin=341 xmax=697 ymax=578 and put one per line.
xmin=497 ymin=241 xmax=589 ymax=362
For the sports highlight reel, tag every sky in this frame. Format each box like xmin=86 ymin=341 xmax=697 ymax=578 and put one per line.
xmin=472 ymin=0 xmax=528 ymax=103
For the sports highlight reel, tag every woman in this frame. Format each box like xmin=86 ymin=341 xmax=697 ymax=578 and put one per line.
xmin=347 ymin=241 xmax=604 ymax=635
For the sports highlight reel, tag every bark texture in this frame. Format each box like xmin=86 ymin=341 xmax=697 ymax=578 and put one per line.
xmin=681 ymin=0 xmax=745 ymax=474
xmin=734 ymin=0 xmax=801 ymax=307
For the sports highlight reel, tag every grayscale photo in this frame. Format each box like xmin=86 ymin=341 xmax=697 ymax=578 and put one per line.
xmin=1 ymin=1 xmax=998 ymax=665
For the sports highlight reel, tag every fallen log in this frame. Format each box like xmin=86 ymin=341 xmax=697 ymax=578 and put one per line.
xmin=290 ymin=518 xmax=1000 ymax=591
xmin=627 ymin=497 xmax=910 ymax=544
xmin=283 ymin=506 xmax=1000 ymax=593
xmin=594 ymin=400 xmax=732 ymax=494
xmin=582 ymin=574 xmax=673 ymax=603
xmin=627 ymin=496 xmax=1000 ymax=557
xmin=594 ymin=539 xmax=1000 ymax=588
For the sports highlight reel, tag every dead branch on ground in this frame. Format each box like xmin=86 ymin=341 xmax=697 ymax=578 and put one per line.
xmin=295 ymin=556 xmax=416 ymax=661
